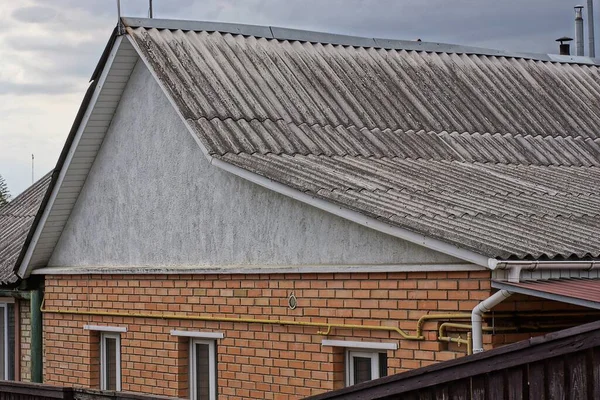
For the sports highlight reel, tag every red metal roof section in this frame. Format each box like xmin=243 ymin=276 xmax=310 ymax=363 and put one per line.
xmin=496 ymin=278 xmax=600 ymax=305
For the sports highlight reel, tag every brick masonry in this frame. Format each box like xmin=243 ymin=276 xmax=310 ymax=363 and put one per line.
xmin=42 ymin=272 xmax=585 ymax=399
xmin=20 ymin=300 xmax=31 ymax=382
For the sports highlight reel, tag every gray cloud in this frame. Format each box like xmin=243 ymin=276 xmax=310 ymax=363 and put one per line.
xmin=23 ymin=0 xmax=590 ymax=54
xmin=4 ymin=35 xmax=104 ymax=54
xmin=0 ymin=81 xmax=80 ymax=96
xmin=12 ymin=6 xmax=58 ymax=24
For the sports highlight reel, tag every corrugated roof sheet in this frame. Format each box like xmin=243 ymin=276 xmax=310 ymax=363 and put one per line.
xmin=126 ymin=24 xmax=600 ymax=260
xmin=492 ymin=278 xmax=600 ymax=309
xmin=0 ymin=172 xmax=51 ymax=285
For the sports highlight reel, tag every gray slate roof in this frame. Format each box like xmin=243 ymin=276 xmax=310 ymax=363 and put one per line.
xmin=126 ymin=21 xmax=600 ymax=260
xmin=0 ymin=172 xmax=51 ymax=285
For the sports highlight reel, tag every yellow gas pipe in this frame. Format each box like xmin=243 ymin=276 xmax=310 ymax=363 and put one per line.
xmin=40 ymin=299 xmax=598 ymax=349
xmin=40 ymin=298 xmax=422 ymax=339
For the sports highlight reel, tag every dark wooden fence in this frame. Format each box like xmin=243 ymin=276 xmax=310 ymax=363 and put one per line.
xmin=0 ymin=381 xmax=177 ymax=400
xmin=307 ymin=320 xmax=600 ymax=400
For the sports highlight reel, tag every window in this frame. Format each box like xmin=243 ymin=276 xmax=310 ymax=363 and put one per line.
xmin=189 ymin=339 xmax=216 ymax=400
xmin=0 ymin=302 xmax=15 ymax=380
xmin=346 ymin=350 xmax=387 ymax=386
xmin=170 ymin=330 xmax=222 ymax=400
xmin=321 ymin=339 xmax=394 ymax=387
xmin=100 ymin=333 xmax=121 ymax=391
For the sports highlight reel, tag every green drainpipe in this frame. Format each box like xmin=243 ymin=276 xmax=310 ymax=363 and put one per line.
xmin=30 ymin=289 xmax=43 ymax=383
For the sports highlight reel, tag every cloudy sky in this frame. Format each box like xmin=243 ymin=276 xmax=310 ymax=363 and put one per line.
xmin=0 ymin=0 xmax=592 ymax=196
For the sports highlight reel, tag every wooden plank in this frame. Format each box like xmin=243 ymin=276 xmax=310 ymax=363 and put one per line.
xmin=528 ymin=361 xmax=546 ymax=400
xmin=395 ymin=393 xmax=417 ymax=400
xmin=487 ymin=372 xmax=505 ymax=400
xmin=565 ymin=351 xmax=587 ymax=400
xmin=591 ymin=348 xmax=600 ymax=400
xmin=417 ymin=388 xmax=434 ymax=400
xmin=448 ymin=379 xmax=469 ymax=400
xmin=546 ymin=357 xmax=565 ymax=400
xmin=506 ymin=366 xmax=524 ymax=400
xmin=432 ymin=386 xmax=449 ymax=400
xmin=0 ymin=381 xmax=70 ymax=398
xmin=471 ymin=375 xmax=487 ymax=400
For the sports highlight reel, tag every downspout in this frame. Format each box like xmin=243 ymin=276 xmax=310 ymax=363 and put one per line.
xmin=30 ymin=289 xmax=43 ymax=383
xmin=472 ymin=260 xmax=600 ymax=353
xmin=471 ymin=266 xmax=520 ymax=354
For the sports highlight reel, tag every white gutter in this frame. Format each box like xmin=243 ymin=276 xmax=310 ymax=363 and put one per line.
xmin=495 ymin=260 xmax=600 ymax=270
xmin=471 ymin=260 xmax=600 ymax=353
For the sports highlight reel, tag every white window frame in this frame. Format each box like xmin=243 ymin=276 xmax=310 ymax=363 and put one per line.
xmin=345 ymin=349 xmax=386 ymax=387
xmin=100 ymin=332 xmax=121 ymax=391
xmin=189 ymin=339 xmax=217 ymax=400
xmin=0 ymin=303 xmax=8 ymax=380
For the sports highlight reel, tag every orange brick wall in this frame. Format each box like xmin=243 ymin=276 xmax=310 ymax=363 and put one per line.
xmin=42 ymin=271 xmax=568 ymax=399
xmin=20 ymin=299 xmax=31 ymax=381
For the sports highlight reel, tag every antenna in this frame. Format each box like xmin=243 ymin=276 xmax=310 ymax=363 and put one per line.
xmin=116 ymin=0 xmax=125 ymax=35
xmin=588 ymin=0 xmax=596 ymax=57
xmin=149 ymin=0 xmax=153 ymax=18
xmin=31 ymin=154 xmax=34 ymax=184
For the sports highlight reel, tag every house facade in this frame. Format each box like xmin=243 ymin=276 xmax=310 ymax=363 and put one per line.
xmin=3 ymin=17 xmax=600 ymax=400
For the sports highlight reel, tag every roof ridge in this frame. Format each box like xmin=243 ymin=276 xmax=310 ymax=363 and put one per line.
xmin=122 ymin=17 xmax=600 ymax=66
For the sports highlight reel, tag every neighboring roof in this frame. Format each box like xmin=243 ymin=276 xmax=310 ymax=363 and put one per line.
xmin=124 ymin=18 xmax=600 ymax=260
xmin=492 ymin=278 xmax=600 ymax=309
xmin=0 ymin=173 xmax=52 ymax=285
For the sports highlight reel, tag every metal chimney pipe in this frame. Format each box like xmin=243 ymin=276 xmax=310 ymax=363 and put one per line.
xmin=589 ymin=0 xmax=596 ymax=57
xmin=576 ymin=5 xmax=585 ymax=56
xmin=557 ymin=36 xmax=573 ymax=55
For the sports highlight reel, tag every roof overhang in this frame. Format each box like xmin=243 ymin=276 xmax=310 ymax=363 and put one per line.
xmin=15 ymin=33 xmax=140 ymax=279
xmin=492 ymin=278 xmax=600 ymax=310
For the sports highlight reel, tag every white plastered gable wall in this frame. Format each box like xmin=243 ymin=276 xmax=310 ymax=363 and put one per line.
xmin=20 ymin=34 xmax=488 ymax=278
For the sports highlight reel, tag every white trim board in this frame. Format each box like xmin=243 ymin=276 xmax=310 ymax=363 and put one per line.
xmin=171 ymin=330 xmax=224 ymax=339
xmin=84 ymin=325 xmax=127 ymax=333
xmin=322 ymin=340 xmax=398 ymax=350
xmin=32 ymin=263 xmax=485 ymax=276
